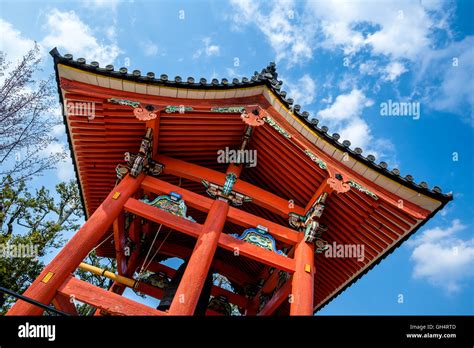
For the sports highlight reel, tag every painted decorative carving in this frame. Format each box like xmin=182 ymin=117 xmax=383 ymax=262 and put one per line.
xmin=108 ymin=98 xmax=157 ymax=121
xmin=208 ymin=295 xmax=232 ymax=316
xmin=304 ymin=150 xmax=327 ymax=170
xmin=133 ymin=105 xmax=157 ymax=121
xmin=315 ymin=237 xmax=329 ymax=254
xmin=202 ymin=173 xmax=252 ymax=206
xmin=263 ymin=116 xmax=292 ymax=139
xmin=141 ymin=191 xmax=195 ymax=222
xmin=240 ymin=108 xmax=264 ymax=127
xmin=327 ymin=177 xmax=351 ymax=194
xmin=222 ymin=173 xmax=237 ymax=196
xmin=115 ymin=164 xmax=129 ymax=180
xmin=347 ymin=180 xmax=379 ymax=200
xmin=117 ymin=128 xmax=164 ymax=179
xmin=230 ymin=225 xmax=286 ymax=256
xmin=107 ymin=98 xmax=140 ymax=108
xmin=164 ymin=105 xmax=193 ymax=113
xmin=211 ymin=106 xmax=245 ymax=113
xmin=289 ymin=192 xmax=329 ymax=245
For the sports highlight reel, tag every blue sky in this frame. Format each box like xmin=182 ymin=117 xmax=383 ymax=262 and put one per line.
xmin=0 ymin=0 xmax=473 ymax=315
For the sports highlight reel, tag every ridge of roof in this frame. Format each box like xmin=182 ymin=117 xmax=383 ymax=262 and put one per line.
xmin=50 ymin=47 xmax=453 ymax=203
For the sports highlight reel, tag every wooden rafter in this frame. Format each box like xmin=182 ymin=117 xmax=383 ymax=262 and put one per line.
xmin=58 ymin=276 xmax=166 ymax=316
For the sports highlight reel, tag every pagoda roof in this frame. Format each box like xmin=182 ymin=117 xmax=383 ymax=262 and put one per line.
xmin=50 ymin=48 xmax=451 ymax=202
xmin=50 ymin=48 xmax=452 ymax=314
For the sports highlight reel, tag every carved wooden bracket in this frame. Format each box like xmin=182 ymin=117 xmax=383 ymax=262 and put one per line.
xmin=240 ymin=105 xmax=266 ymax=127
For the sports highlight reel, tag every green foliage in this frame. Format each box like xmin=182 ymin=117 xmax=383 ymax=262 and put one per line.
xmin=0 ymin=176 xmax=83 ymax=313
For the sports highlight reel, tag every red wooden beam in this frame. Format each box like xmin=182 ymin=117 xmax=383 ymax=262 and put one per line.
xmin=144 ymin=260 xmax=248 ymax=308
xmin=290 ymin=240 xmax=314 ymax=315
xmin=135 ymin=281 xmax=164 ymax=300
xmin=262 ymin=101 xmax=432 ymax=220
xmin=155 ymin=154 xmax=305 ymax=217
xmin=227 ymin=207 xmax=299 ymax=245
xmin=129 ymin=191 xmax=296 ymax=273
xmin=146 ymin=117 xmax=160 ymax=157
xmin=113 ymin=213 xmax=127 ymax=275
xmin=125 ymin=218 xmax=142 ymax=277
xmin=124 ymin=198 xmax=203 ymax=238
xmin=141 ymin=176 xmax=300 ymax=245
xmin=7 ymin=174 xmax=145 ymax=316
xmin=210 ymin=285 xmax=247 ymax=310
xmin=150 ymin=244 xmax=255 ymax=286
xmin=94 ymin=281 xmax=126 ymax=316
xmin=169 ymin=200 xmax=229 ymax=315
xmin=250 ymin=267 xmax=283 ymax=311
xmin=141 ymin=176 xmax=213 ymax=211
xmin=258 ymin=280 xmax=292 ymax=316
xmin=206 ymin=309 xmax=224 ymax=316
xmin=248 ymin=245 xmax=296 ymax=314
xmin=305 ymin=179 xmax=331 ymax=213
xmin=52 ymin=293 xmax=78 ymax=316
xmin=57 ymin=276 xmax=166 ymax=316
xmin=218 ymin=233 xmax=296 ymax=273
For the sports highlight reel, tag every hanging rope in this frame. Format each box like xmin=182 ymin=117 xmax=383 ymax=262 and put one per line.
xmin=142 ymin=228 xmax=172 ymax=272
xmin=87 ymin=233 xmax=114 ymax=256
xmin=137 ymin=223 xmax=163 ymax=280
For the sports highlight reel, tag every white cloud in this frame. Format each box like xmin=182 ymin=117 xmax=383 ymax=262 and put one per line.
xmin=417 ymin=37 xmax=474 ymax=124
xmin=284 ymin=74 xmax=317 ymax=106
xmin=307 ymin=0 xmax=439 ymax=60
xmin=383 ymin=62 xmax=407 ymax=81
xmin=228 ymin=0 xmax=471 ymax=123
xmin=139 ymin=40 xmax=160 ymax=57
xmin=359 ymin=60 xmax=379 ymax=76
xmin=407 ymin=219 xmax=474 ymax=293
xmin=193 ymin=37 xmax=220 ymax=59
xmin=42 ymin=9 xmax=120 ymax=64
xmin=0 ymin=19 xmax=36 ymax=65
xmin=316 ymin=89 xmax=395 ymax=162
xmin=229 ymin=0 xmax=316 ymax=65
xmin=230 ymin=0 xmax=447 ymax=64
xmin=317 ymin=89 xmax=373 ymax=124
xmin=81 ymin=0 xmax=120 ymax=10
xmin=359 ymin=60 xmax=407 ymax=82
xmin=319 ymin=20 xmax=365 ymax=55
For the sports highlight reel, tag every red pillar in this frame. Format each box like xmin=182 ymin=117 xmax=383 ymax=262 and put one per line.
xmin=7 ymin=174 xmax=145 ymax=315
xmin=290 ymin=240 xmax=315 ymax=315
xmin=168 ymin=199 xmax=229 ymax=315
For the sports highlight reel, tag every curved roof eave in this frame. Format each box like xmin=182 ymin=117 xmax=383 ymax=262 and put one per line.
xmin=50 ymin=48 xmax=453 ymax=204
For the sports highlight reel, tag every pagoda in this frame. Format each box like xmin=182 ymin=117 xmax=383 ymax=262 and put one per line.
xmin=7 ymin=49 xmax=452 ymax=316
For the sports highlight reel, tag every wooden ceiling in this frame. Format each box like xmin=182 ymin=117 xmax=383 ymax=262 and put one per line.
xmin=57 ymin=67 xmax=449 ymax=314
